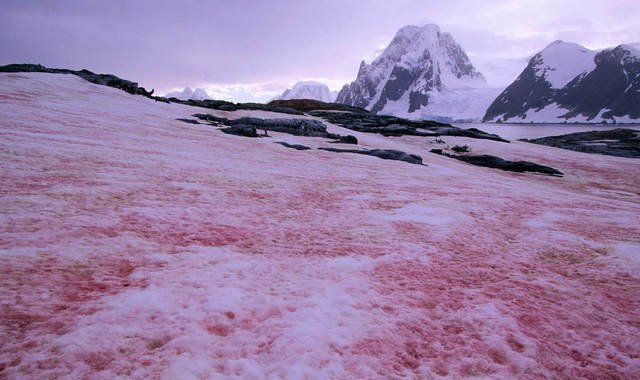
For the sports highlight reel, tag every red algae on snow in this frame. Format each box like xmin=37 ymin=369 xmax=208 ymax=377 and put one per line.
xmin=1 ymin=73 xmax=640 ymax=378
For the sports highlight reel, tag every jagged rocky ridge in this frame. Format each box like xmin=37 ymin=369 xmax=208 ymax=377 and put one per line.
xmin=336 ymin=24 xmax=492 ymax=121
xmin=484 ymin=41 xmax=640 ymax=123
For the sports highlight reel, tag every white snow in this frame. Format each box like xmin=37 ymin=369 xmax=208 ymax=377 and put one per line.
xmin=535 ymin=40 xmax=596 ymax=89
xmin=383 ymin=86 xmax=502 ymax=122
xmin=274 ymin=81 xmax=337 ymax=102
xmin=495 ymin=103 xmax=640 ymax=124
xmin=165 ymin=86 xmax=211 ymax=100
xmin=343 ymin=24 xmax=489 ymax=120
xmin=2 ymin=72 xmax=640 ymax=379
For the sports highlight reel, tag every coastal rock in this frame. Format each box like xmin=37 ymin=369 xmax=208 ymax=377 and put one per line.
xmin=309 ymin=110 xmax=508 ymax=142
xmin=521 ymin=128 xmax=640 ymax=158
xmin=431 ymin=150 xmax=562 ymax=176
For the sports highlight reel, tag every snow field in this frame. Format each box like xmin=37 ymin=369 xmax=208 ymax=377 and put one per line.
xmin=1 ymin=73 xmax=640 ymax=378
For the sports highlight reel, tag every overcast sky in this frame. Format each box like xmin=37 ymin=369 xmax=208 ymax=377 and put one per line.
xmin=2 ymin=0 xmax=639 ymax=102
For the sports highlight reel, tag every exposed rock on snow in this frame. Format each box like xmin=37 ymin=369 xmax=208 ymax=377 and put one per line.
xmin=521 ymin=128 xmax=640 ymax=158
xmin=268 ymin=98 xmax=368 ymax=113
xmin=309 ymin=110 xmax=508 ymax=142
xmin=275 ymin=81 xmax=338 ymax=102
xmin=275 ymin=142 xmax=312 ymax=150
xmin=430 ymin=150 xmax=563 ymax=176
xmin=192 ymin=113 xmax=358 ymax=144
xmin=484 ymin=41 xmax=640 ymax=123
xmin=336 ymin=24 xmax=495 ymax=121
xmin=175 ymin=118 xmax=201 ymax=124
xmin=220 ymin=124 xmax=260 ymax=137
xmin=319 ymin=148 xmax=424 ymax=165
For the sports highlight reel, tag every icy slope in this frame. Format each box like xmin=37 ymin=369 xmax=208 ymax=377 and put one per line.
xmin=275 ymin=81 xmax=337 ymax=102
xmin=2 ymin=72 xmax=640 ymax=379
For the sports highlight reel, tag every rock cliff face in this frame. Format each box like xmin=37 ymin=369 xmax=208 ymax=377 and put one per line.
xmin=484 ymin=41 xmax=640 ymax=123
xmin=336 ymin=24 xmax=491 ymax=121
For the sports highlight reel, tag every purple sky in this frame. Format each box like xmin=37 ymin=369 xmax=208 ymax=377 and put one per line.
xmin=2 ymin=0 xmax=639 ymax=102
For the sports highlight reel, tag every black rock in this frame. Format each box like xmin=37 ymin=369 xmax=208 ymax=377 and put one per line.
xmin=430 ymin=150 xmax=562 ymax=176
xmin=319 ymin=147 xmax=423 ymax=165
xmin=338 ymin=135 xmax=358 ymax=144
xmin=175 ymin=118 xmax=201 ymax=124
xmin=308 ymin=110 xmax=508 ymax=143
xmin=192 ymin=113 xmax=357 ymax=143
xmin=521 ymin=128 xmax=640 ymax=158
xmin=275 ymin=142 xmax=312 ymax=150
xmin=267 ymin=99 xmax=369 ymax=114
xmin=220 ymin=125 xmax=259 ymax=138
xmin=451 ymin=145 xmax=470 ymax=153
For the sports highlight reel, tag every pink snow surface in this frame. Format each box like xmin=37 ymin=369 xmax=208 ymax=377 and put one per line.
xmin=1 ymin=73 xmax=640 ymax=379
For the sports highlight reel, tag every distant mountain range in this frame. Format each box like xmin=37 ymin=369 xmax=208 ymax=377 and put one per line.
xmin=327 ymin=24 xmax=640 ymax=123
xmin=274 ymin=81 xmax=337 ymax=103
xmin=163 ymin=24 xmax=639 ymax=124
xmin=165 ymin=87 xmax=210 ymax=101
xmin=483 ymin=41 xmax=640 ymax=123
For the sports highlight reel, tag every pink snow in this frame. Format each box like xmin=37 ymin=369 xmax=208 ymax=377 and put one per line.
xmin=1 ymin=72 xmax=640 ymax=379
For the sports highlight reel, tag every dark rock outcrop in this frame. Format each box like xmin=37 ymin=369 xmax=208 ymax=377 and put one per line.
xmin=275 ymin=142 xmax=312 ymax=150
xmin=220 ymin=125 xmax=259 ymax=138
xmin=521 ymin=128 xmax=640 ymax=158
xmin=267 ymin=99 xmax=369 ymax=114
xmin=175 ymin=118 xmax=201 ymax=125
xmin=0 ymin=63 xmax=155 ymax=96
xmin=192 ymin=113 xmax=358 ymax=143
xmin=309 ymin=111 xmax=508 ymax=142
xmin=451 ymin=145 xmax=469 ymax=153
xmin=431 ymin=150 xmax=562 ymax=176
xmin=319 ymin=148 xmax=423 ymax=165
xmin=335 ymin=135 xmax=358 ymax=145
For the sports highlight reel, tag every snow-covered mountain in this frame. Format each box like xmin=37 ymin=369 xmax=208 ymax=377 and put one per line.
xmin=483 ymin=41 xmax=640 ymax=123
xmin=274 ymin=81 xmax=337 ymax=102
xmin=165 ymin=86 xmax=210 ymax=101
xmin=336 ymin=24 xmax=496 ymax=122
